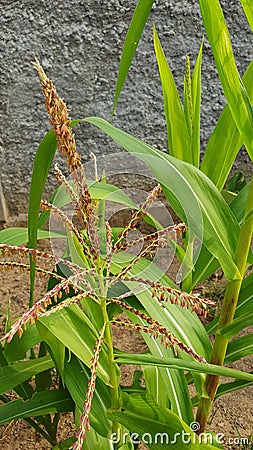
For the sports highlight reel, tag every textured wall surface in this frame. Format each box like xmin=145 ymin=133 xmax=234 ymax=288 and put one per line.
xmin=1 ymin=0 xmax=252 ymax=216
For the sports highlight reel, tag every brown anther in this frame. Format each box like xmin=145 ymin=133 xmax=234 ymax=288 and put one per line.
xmin=65 ymin=286 xmax=70 ymax=295
xmin=29 ymin=317 xmax=35 ymax=326
xmin=18 ymin=328 xmax=24 ymax=338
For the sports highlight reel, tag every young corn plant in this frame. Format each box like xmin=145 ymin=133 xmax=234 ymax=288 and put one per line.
xmin=0 ymin=61 xmax=223 ymax=449
xmin=1 ymin=2 xmax=253 ymax=449
xmin=98 ymin=0 xmax=253 ymax=441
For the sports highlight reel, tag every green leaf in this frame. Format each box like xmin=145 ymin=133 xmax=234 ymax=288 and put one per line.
xmin=216 ymin=375 xmax=253 ymax=398
xmin=191 ymin=246 xmax=219 ymax=288
xmin=108 ymin=393 xmax=216 ymax=449
xmin=220 ymin=312 xmax=253 ymax=339
xmin=111 ymin=249 xmax=176 ymax=288
xmin=63 ymin=354 xmax=111 ymax=438
xmin=52 ymin=437 xmax=76 ymax=450
xmin=207 ymin=271 xmax=253 ymax=334
xmin=192 ymin=183 xmax=252 ymax=288
xmin=229 ymin=182 xmax=251 ymax=224
xmin=84 ymin=117 xmax=240 ymax=282
xmin=111 ymin=0 xmax=155 ymax=116
xmin=0 ymin=356 xmax=53 ymax=394
xmin=77 ymin=427 xmax=115 ymax=450
xmin=226 ymin=172 xmax=246 ymax=194
xmin=153 ymin=27 xmax=191 ymax=163
xmin=125 ymin=308 xmax=194 ymax=423
xmin=37 ymin=304 xmax=110 ymax=385
xmin=28 ymin=130 xmax=57 ymax=306
xmin=36 ymin=321 xmax=66 ymax=376
xmin=125 ymin=290 xmax=211 ymax=400
xmin=115 ymin=352 xmax=253 ymax=381
xmin=225 ymin=334 xmax=253 ymax=364
xmin=3 ymin=324 xmax=41 ymax=364
xmin=190 ymin=40 xmax=203 ymax=168
xmin=51 ymin=178 xmax=137 ymax=211
xmin=198 ymin=0 xmax=253 ymax=159
xmin=0 ymin=227 xmax=65 ymax=246
xmin=0 ymin=389 xmax=74 ymax=425
xmin=240 ymin=0 xmax=253 ymax=31
xmin=201 ymin=61 xmax=253 ymax=189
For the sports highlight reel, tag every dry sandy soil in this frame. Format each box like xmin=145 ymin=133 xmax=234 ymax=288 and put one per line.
xmin=0 ymin=237 xmax=252 ymax=450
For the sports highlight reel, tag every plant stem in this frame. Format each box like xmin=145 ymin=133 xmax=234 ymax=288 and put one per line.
xmin=196 ymin=176 xmax=253 ymax=433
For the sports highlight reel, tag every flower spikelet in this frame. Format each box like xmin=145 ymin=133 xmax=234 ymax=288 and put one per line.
xmin=0 ymin=271 xmax=99 ymax=344
xmin=32 ymin=59 xmax=82 ymax=173
xmin=114 ymin=184 xmax=162 ymax=251
xmin=32 ymin=59 xmax=93 ymax=222
xmin=70 ymin=325 xmax=106 ymax=450
xmin=112 ymin=317 xmax=206 ymax=363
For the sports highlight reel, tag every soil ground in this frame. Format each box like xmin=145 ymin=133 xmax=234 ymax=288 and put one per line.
xmin=0 ymin=237 xmax=252 ymax=450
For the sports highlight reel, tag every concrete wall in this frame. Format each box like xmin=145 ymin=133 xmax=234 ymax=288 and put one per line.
xmin=1 ymin=0 xmax=252 ymax=218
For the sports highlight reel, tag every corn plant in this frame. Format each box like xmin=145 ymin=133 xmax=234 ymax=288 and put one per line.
xmin=0 ymin=61 xmax=220 ymax=449
xmin=0 ymin=58 xmax=252 ymax=449
xmin=0 ymin=0 xmax=252 ymax=449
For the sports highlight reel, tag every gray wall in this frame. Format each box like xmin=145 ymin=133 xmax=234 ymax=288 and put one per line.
xmin=1 ymin=0 xmax=252 ymax=217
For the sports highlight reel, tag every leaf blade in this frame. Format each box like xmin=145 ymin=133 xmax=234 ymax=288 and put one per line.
xmin=111 ymin=0 xmax=155 ymax=116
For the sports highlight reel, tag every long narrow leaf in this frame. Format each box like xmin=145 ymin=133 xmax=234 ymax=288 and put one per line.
xmin=111 ymin=0 xmax=155 ymax=117
xmin=108 ymin=393 xmax=219 ymax=450
xmin=0 ymin=227 xmax=65 ymax=246
xmin=28 ymin=130 xmax=57 ymax=306
xmin=201 ymin=61 xmax=253 ymax=189
xmin=37 ymin=304 xmax=110 ymax=385
xmin=207 ymin=271 xmax=253 ymax=334
xmin=0 ymin=389 xmax=74 ymax=425
xmin=198 ymin=0 xmax=253 ymax=160
xmin=115 ymin=352 xmax=253 ymax=381
xmin=240 ymin=0 xmax=253 ymax=31
xmin=3 ymin=325 xmax=41 ymax=364
xmin=154 ymin=27 xmax=191 ymax=163
xmin=63 ymin=354 xmax=111 ymax=438
xmin=190 ymin=40 xmax=203 ymax=167
xmin=220 ymin=312 xmax=253 ymax=339
xmin=225 ymin=334 xmax=253 ymax=364
xmin=134 ymin=292 xmax=211 ymax=399
xmin=216 ymin=375 xmax=253 ymax=398
xmin=126 ymin=310 xmax=194 ymax=423
xmin=84 ymin=117 xmax=240 ymax=282
xmin=0 ymin=356 xmax=53 ymax=394
xmin=192 ymin=182 xmax=252 ymax=287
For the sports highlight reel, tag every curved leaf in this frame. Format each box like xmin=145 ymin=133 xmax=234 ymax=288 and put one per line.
xmin=0 ymin=356 xmax=53 ymax=394
xmin=207 ymin=271 xmax=253 ymax=334
xmin=153 ymin=27 xmax=191 ymax=163
xmin=63 ymin=354 xmax=111 ymax=438
xmin=84 ymin=117 xmax=240 ymax=282
xmin=225 ymin=334 xmax=253 ymax=364
xmin=111 ymin=0 xmax=155 ymax=117
xmin=28 ymin=130 xmax=57 ymax=306
xmin=37 ymin=304 xmax=110 ymax=385
xmin=0 ymin=227 xmax=65 ymax=246
xmin=216 ymin=375 xmax=253 ymax=398
xmin=201 ymin=61 xmax=253 ymax=189
xmin=198 ymin=0 xmax=253 ymax=159
xmin=115 ymin=353 xmax=253 ymax=382
xmin=240 ymin=0 xmax=253 ymax=31
xmin=0 ymin=389 xmax=73 ymax=425
xmin=108 ymin=393 xmax=219 ymax=450
xmin=127 ymin=310 xmax=194 ymax=423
